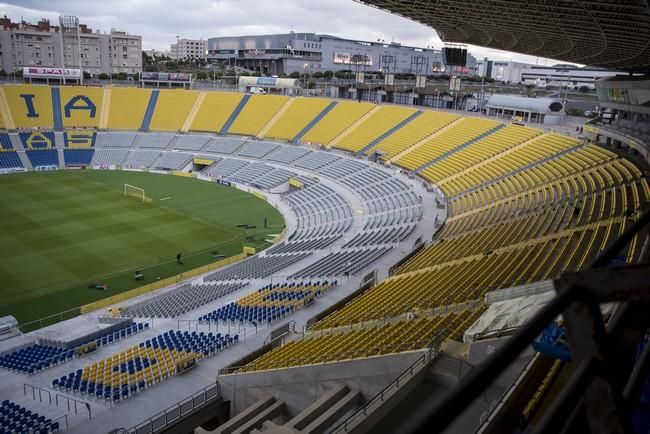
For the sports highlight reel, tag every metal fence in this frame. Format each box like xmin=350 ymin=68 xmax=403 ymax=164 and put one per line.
xmin=128 ymin=383 xmax=220 ymax=434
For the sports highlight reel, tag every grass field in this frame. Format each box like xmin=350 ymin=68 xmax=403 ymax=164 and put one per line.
xmin=0 ymin=170 xmax=284 ymax=324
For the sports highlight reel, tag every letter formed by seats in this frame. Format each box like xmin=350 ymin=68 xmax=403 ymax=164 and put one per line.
xmin=65 ymin=131 xmax=96 ymax=149
xmin=64 ymin=95 xmax=97 ymax=118
xmin=20 ymin=94 xmax=39 ymax=118
xmin=22 ymin=131 xmax=54 ymax=150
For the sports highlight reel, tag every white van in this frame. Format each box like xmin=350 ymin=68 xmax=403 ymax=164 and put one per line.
xmin=249 ymin=86 xmax=266 ymax=95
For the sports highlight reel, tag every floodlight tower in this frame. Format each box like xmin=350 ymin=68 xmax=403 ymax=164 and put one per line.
xmin=59 ymin=15 xmax=82 ymax=85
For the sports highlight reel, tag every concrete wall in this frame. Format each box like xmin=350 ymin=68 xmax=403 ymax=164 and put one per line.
xmin=218 ymin=350 xmax=426 ymax=417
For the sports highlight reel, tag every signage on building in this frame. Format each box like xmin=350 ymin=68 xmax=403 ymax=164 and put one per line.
xmin=23 ymin=67 xmax=81 ymax=79
xmin=244 ymin=49 xmax=267 ymax=57
xmin=141 ymin=72 xmax=192 ymax=82
xmin=333 ymin=52 xmax=372 ymax=66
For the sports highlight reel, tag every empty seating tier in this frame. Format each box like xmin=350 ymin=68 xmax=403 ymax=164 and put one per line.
xmin=394 ymin=117 xmax=501 ymax=170
xmin=190 ymin=91 xmax=244 ymax=133
xmin=238 ymin=306 xmax=486 ymax=372
xmin=264 ymin=97 xmax=332 ymax=141
xmin=4 ymin=85 xmax=54 ymax=129
xmin=365 ymin=111 xmax=460 ymax=158
xmin=228 ymin=94 xmax=288 ymax=136
xmin=149 ymin=89 xmax=199 ymax=132
xmin=300 ymin=101 xmax=374 ymax=145
xmin=107 ymin=88 xmax=152 ymax=130
xmin=333 ymin=106 xmax=418 ymax=153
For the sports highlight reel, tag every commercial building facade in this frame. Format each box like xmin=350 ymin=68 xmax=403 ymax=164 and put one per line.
xmin=207 ymin=32 xmax=476 ymax=76
xmin=0 ymin=16 xmax=142 ymax=75
xmin=485 ymin=60 xmax=624 ymax=89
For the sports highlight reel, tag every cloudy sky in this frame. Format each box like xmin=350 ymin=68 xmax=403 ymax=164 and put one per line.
xmin=2 ymin=0 xmax=563 ymax=66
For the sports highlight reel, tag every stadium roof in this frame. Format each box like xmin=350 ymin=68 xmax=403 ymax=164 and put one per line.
xmin=357 ymin=0 xmax=650 ymax=73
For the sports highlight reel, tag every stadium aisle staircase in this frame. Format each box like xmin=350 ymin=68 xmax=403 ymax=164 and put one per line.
xmin=292 ymin=101 xmax=338 ymax=142
xmin=220 ymin=94 xmax=251 ymax=134
xmin=190 ymin=91 xmax=244 ymax=133
xmin=181 ymin=91 xmax=206 ymax=132
xmin=264 ymin=97 xmax=333 ymax=141
xmin=332 ymin=105 xmax=412 ymax=152
xmin=0 ymin=87 xmax=15 ymax=130
xmin=256 ymin=97 xmax=296 ymax=139
xmin=140 ymin=89 xmax=160 ymax=131
xmin=98 ymin=87 xmax=111 ymax=129
xmin=50 ymin=87 xmax=63 ymax=131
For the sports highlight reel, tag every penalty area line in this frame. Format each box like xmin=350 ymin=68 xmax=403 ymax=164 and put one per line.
xmin=159 ymin=197 xmax=172 ymax=201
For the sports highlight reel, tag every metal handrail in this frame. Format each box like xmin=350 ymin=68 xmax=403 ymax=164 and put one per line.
xmin=128 ymin=383 xmax=220 ymax=434
xmin=329 ymin=328 xmax=447 ymax=433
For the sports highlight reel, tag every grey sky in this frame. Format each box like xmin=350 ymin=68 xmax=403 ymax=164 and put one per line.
xmin=1 ymin=0 xmax=564 ymax=66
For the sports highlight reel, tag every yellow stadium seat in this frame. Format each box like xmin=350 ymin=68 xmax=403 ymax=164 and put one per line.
xmin=107 ymin=87 xmax=152 ymax=130
xmin=149 ymin=89 xmax=199 ymax=132
xmin=4 ymin=84 xmax=54 ymax=129
xmin=190 ymin=91 xmax=243 ymax=133
xmin=264 ymin=97 xmax=332 ymax=141
xmin=301 ymin=101 xmax=374 ymax=145
xmin=228 ymin=94 xmax=288 ymax=136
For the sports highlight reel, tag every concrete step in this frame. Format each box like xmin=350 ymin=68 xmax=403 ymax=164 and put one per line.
xmin=232 ymin=400 xmax=285 ymax=434
xmin=301 ymin=389 xmax=360 ymax=434
xmin=197 ymin=396 xmax=277 ymax=434
xmin=285 ymin=384 xmax=349 ymax=431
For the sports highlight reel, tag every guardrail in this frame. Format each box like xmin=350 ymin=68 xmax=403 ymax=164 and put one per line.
xmin=24 ymin=383 xmax=92 ymax=420
xmin=329 ymin=329 xmax=447 ymax=433
xmin=127 ymin=383 xmax=220 ymax=434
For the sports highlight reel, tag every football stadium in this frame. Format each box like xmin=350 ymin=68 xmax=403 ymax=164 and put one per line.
xmin=0 ymin=1 xmax=648 ymax=434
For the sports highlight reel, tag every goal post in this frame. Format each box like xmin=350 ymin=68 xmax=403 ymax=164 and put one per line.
xmin=124 ymin=184 xmax=146 ymax=202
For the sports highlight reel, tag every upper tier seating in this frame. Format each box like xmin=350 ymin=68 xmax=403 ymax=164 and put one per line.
xmin=190 ymin=91 xmax=244 ymax=133
xmin=4 ymin=85 xmax=54 ymax=129
xmin=149 ymin=89 xmax=199 ymax=132
xmin=365 ymin=111 xmax=460 ymax=158
xmin=394 ymin=117 xmax=501 ymax=170
xmin=333 ymin=106 xmax=418 ymax=153
xmin=300 ymin=101 xmax=375 ymax=145
xmin=107 ymin=88 xmax=152 ymax=130
xmin=265 ymin=97 xmax=332 ymax=141
xmin=228 ymin=94 xmax=288 ymax=136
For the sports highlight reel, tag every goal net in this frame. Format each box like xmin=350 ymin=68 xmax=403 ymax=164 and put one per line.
xmin=124 ymin=184 xmax=146 ymax=202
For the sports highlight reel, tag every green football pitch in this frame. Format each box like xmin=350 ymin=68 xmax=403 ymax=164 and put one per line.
xmin=0 ymin=170 xmax=284 ymax=325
